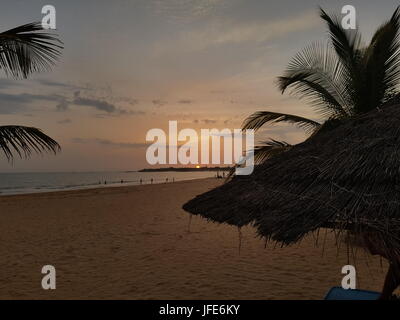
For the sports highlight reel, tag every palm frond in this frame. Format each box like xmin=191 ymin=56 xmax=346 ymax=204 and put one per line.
xmin=253 ymin=139 xmax=292 ymax=164
xmin=319 ymin=7 xmax=362 ymax=67
xmin=0 ymin=22 xmax=63 ymax=78
xmin=242 ymin=111 xmax=321 ymax=134
xmin=362 ymin=6 xmax=400 ymax=111
xmin=225 ymin=140 xmax=292 ymax=181
xmin=319 ymin=8 xmax=363 ymax=112
xmin=0 ymin=126 xmax=61 ymax=161
xmin=278 ymin=42 xmax=351 ymax=118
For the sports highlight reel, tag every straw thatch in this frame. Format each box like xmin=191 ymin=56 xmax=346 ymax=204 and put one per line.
xmin=183 ymin=104 xmax=400 ymax=257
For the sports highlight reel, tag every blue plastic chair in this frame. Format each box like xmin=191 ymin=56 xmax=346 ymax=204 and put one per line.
xmin=325 ymin=287 xmax=380 ymax=300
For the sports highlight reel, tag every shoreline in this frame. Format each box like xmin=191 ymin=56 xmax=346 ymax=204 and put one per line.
xmin=0 ymin=177 xmax=217 ymax=198
xmin=0 ymin=175 xmax=219 ymax=197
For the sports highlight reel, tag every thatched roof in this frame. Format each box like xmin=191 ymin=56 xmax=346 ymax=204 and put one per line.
xmin=183 ymin=104 xmax=400 ymax=256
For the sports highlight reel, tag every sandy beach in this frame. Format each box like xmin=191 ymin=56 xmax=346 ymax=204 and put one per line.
xmin=0 ymin=178 xmax=389 ymax=299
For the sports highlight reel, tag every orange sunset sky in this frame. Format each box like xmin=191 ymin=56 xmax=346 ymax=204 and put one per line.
xmin=0 ymin=0 xmax=398 ymax=172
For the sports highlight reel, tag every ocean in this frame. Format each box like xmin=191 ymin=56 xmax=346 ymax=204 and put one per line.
xmin=0 ymin=171 xmax=219 ymax=195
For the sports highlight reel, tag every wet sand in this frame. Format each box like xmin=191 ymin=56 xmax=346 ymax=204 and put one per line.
xmin=0 ymin=178 xmax=388 ymax=299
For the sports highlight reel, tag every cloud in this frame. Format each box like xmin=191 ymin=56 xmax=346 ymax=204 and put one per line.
xmin=152 ymin=99 xmax=168 ymax=107
xmin=209 ymin=89 xmax=225 ymax=94
xmin=72 ymin=138 xmax=148 ymax=149
xmin=209 ymin=11 xmax=319 ymax=46
xmin=37 ymin=79 xmax=88 ymax=91
xmin=0 ymin=79 xmax=22 ymax=89
xmin=56 ymin=98 xmax=69 ymax=111
xmin=72 ymin=138 xmax=195 ymax=151
xmin=0 ymin=92 xmax=62 ymax=114
xmin=69 ymin=91 xmax=145 ymax=115
xmin=202 ymin=119 xmax=217 ymax=124
xmin=193 ymin=119 xmax=218 ymax=124
xmin=114 ymin=96 xmax=139 ymax=106
xmin=58 ymin=118 xmax=72 ymax=124
xmin=73 ymin=91 xmax=116 ymax=113
xmin=0 ymin=90 xmax=145 ymax=116
xmin=74 ymin=96 xmax=116 ymax=113
xmin=0 ymin=78 xmax=89 ymax=92
xmin=118 ymin=109 xmax=146 ymax=116
xmin=149 ymin=0 xmax=223 ymax=20
xmin=178 ymin=99 xmax=193 ymax=104
xmin=154 ymin=10 xmax=319 ymax=54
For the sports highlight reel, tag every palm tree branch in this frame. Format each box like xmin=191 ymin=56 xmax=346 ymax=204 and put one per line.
xmin=242 ymin=111 xmax=321 ymax=134
xmin=225 ymin=139 xmax=292 ymax=180
xmin=278 ymin=74 xmax=349 ymax=118
xmin=363 ymin=7 xmax=400 ymax=109
xmin=277 ymin=42 xmax=352 ymax=117
xmin=319 ymin=8 xmax=362 ymax=67
xmin=319 ymin=8 xmax=364 ymax=111
xmin=0 ymin=22 xmax=63 ymax=78
xmin=0 ymin=126 xmax=61 ymax=161
xmin=253 ymin=139 xmax=292 ymax=164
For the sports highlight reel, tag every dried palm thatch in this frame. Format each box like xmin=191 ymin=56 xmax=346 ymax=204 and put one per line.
xmin=183 ymin=104 xmax=400 ymax=260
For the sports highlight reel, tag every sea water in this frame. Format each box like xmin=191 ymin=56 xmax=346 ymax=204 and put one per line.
xmin=0 ymin=171 xmax=217 ymax=195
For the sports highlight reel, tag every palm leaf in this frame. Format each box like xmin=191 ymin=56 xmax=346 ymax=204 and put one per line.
xmin=319 ymin=7 xmax=362 ymax=68
xmin=362 ymin=7 xmax=400 ymax=111
xmin=225 ymin=139 xmax=292 ymax=180
xmin=0 ymin=126 xmax=61 ymax=161
xmin=0 ymin=22 xmax=63 ymax=78
xmin=242 ymin=111 xmax=321 ymax=134
xmin=253 ymin=139 xmax=292 ymax=164
xmin=277 ymin=42 xmax=351 ymax=118
xmin=319 ymin=8 xmax=363 ymax=112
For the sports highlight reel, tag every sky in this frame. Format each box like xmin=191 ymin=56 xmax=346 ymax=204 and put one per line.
xmin=0 ymin=0 xmax=399 ymax=172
